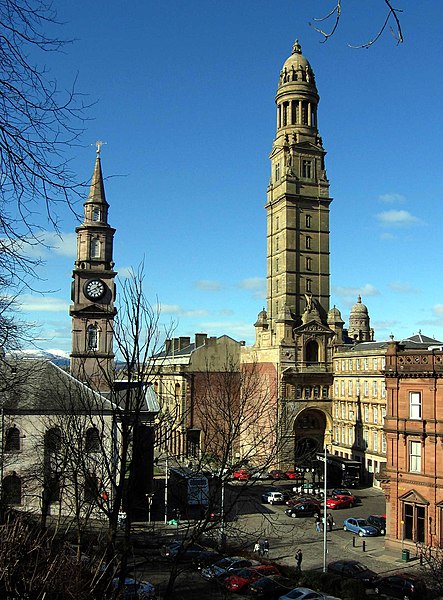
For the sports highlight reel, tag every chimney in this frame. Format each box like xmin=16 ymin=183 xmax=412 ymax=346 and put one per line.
xmin=165 ymin=339 xmax=172 ymax=354
xmin=173 ymin=338 xmax=180 ymax=352
xmin=179 ymin=336 xmax=191 ymax=350
xmin=195 ymin=333 xmax=207 ymax=348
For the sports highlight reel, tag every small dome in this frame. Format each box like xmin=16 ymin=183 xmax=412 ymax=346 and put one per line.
xmin=254 ymin=308 xmax=268 ymax=328
xmin=328 ymin=305 xmax=342 ymax=318
xmin=350 ymin=295 xmax=368 ymax=315
xmin=279 ymin=40 xmax=316 ymax=88
xmin=328 ymin=305 xmax=344 ymax=326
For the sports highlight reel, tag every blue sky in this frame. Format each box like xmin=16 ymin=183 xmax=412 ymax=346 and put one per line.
xmin=16 ymin=1 xmax=443 ymax=355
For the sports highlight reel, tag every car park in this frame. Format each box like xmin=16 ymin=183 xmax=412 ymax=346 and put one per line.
xmin=278 ymin=587 xmax=343 ymax=600
xmin=111 ymin=577 xmax=156 ymax=599
xmin=193 ymin=549 xmax=223 ymax=570
xmin=261 ymin=490 xmax=285 ymax=504
xmin=373 ymin=573 xmax=427 ymax=599
xmin=269 ymin=469 xmax=287 ymax=480
xmin=330 ymin=489 xmax=358 ymax=503
xmin=233 ymin=468 xmax=251 ymax=481
xmin=285 ymin=502 xmax=321 ymax=518
xmin=201 ymin=556 xmax=257 ymax=581
xmin=249 ymin=575 xmax=296 ymax=598
xmin=326 ymin=495 xmax=354 ymax=510
xmin=367 ymin=514 xmax=386 ymax=535
xmin=327 ymin=559 xmax=377 ymax=587
xmin=221 ymin=564 xmax=280 ymax=593
xmin=343 ymin=517 xmax=379 ymax=537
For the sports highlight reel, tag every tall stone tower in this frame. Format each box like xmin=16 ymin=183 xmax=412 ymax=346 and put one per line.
xmin=70 ymin=148 xmax=117 ymax=390
xmin=250 ymin=41 xmax=335 ymax=466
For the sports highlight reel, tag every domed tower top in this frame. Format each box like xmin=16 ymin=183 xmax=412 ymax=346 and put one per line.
xmin=348 ymin=296 xmax=373 ymax=342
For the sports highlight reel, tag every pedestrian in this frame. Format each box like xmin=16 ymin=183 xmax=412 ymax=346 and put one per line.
xmin=295 ymin=548 xmax=303 ymax=572
xmin=253 ymin=541 xmax=260 ymax=555
xmin=327 ymin=512 xmax=334 ymax=532
xmin=258 ymin=540 xmax=264 ymax=556
xmin=315 ymin=514 xmax=322 ymax=533
xmin=263 ymin=539 xmax=269 ymax=557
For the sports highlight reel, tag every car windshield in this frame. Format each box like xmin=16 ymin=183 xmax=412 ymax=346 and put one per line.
xmin=216 ymin=558 xmax=234 ymax=568
xmin=352 ymin=563 xmax=367 ymax=572
xmin=231 ymin=568 xmax=251 ymax=578
xmin=356 ymin=519 xmax=368 ymax=527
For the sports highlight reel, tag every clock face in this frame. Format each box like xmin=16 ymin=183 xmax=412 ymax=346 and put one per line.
xmin=84 ymin=279 xmax=105 ymax=300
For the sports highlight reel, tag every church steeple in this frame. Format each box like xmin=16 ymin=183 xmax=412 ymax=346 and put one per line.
xmin=265 ymin=40 xmax=332 ymax=341
xmin=69 ymin=149 xmax=117 ymax=391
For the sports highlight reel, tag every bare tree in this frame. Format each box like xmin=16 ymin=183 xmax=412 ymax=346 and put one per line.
xmin=310 ymin=0 xmax=404 ymax=48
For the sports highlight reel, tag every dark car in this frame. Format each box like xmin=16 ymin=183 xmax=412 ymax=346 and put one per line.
xmin=285 ymin=502 xmax=320 ymax=518
xmin=201 ymin=556 xmax=257 ymax=581
xmin=193 ymin=549 xmax=223 ymax=570
xmin=327 ymin=560 xmax=377 ymax=587
xmin=367 ymin=515 xmax=386 ymax=535
xmin=373 ymin=573 xmax=427 ymax=600
xmin=269 ymin=469 xmax=287 ymax=480
xmin=249 ymin=575 xmax=296 ymax=598
xmin=163 ymin=541 xmax=207 ymax=562
xmin=221 ymin=565 xmax=280 ymax=593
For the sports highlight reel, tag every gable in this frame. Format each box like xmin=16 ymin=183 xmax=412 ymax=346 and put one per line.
xmin=399 ymin=489 xmax=429 ymax=505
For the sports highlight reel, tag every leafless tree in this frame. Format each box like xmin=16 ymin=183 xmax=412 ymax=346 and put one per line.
xmin=310 ymin=0 xmax=404 ymax=48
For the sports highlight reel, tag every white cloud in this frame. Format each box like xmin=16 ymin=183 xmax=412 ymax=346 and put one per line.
xmin=17 ymin=295 xmax=70 ymax=313
xmin=117 ymin=266 xmax=135 ymax=279
xmin=237 ymin=277 xmax=266 ymax=299
xmin=332 ymin=284 xmax=379 ymax=300
xmin=376 ymin=210 xmax=421 ymax=226
xmin=18 ymin=231 xmax=77 ymax=259
xmin=388 ymin=281 xmax=420 ymax=294
xmin=378 ymin=193 xmax=406 ymax=204
xmin=433 ymin=304 xmax=443 ymax=317
xmin=157 ymin=303 xmax=209 ymax=318
xmin=194 ymin=279 xmax=223 ymax=291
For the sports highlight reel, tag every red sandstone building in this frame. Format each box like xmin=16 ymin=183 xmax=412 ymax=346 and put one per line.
xmin=383 ymin=338 xmax=443 ymax=552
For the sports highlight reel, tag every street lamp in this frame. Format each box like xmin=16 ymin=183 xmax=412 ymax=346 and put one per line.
xmin=323 ymin=444 xmax=328 ymax=573
xmin=146 ymin=493 xmax=154 ymax=524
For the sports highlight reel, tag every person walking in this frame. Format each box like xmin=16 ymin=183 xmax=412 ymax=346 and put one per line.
xmin=263 ymin=539 xmax=269 ymax=557
xmin=295 ymin=548 xmax=303 ymax=572
xmin=327 ymin=512 xmax=334 ymax=532
xmin=253 ymin=541 xmax=260 ymax=555
xmin=315 ymin=514 xmax=322 ymax=533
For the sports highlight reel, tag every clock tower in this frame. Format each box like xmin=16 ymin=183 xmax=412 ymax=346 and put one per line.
xmin=69 ymin=147 xmax=117 ymax=390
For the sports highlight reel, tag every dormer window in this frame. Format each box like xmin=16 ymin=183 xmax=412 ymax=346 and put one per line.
xmin=302 ymin=159 xmax=312 ymax=178
xmin=92 ymin=207 xmax=101 ymax=222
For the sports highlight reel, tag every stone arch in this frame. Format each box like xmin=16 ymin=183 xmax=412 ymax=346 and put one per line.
xmin=293 ymin=408 xmax=331 ymax=464
xmin=305 ymin=339 xmax=319 ymax=363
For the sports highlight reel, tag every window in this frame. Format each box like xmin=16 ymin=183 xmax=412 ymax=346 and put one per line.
xmin=348 ymin=359 xmax=353 ymax=370
xmin=348 ymin=428 xmax=354 ymax=446
xmin=340 ymin=381 xmax=345 ymax=397
xmin=322 ymin=386 xmax=329 ymax=399
xmin=85 ymin=427 xmax=100 ymax=452
xmin=348 ymin=380 xmax=353 ymax=396
xmin=45 ymin=428 xmax=61 ymax=453
xmin=275 ymin=279 xmax=279 ymax=293
xmin=364 ymin=358 xmax=369 ymax=371
xmin=87 ymin=325 xmax=98 ymax=351
xmin=296 ymin=386 xmax=302 ymax=399
xmin=363 ymin=381 xmax=369 ymax=397
xmin=335 ymin=360 xmax=339 ymax=372
xmin=275 ymin=258 xmax=279 ymax=272
xmin=409 ymin=440 xmax=421 ymax=472
xmin=382 ymin=407 xmax=386 ymax=424
xmin=305 ymin=214 xmax=311 ymax=228
xmin=92 ymin=207 xmax=101 ymax=221
xmin=334 ymin=381 xmax=339 ymax=397
xmin=275 ymin=162 xmax=280 ymax=181
xmin=2 ymin=473 xmax=21 ymax=505
xmin=373 ymin=406 xmax=378 ymax=424
xmin=84 ymin=472 xmax=99 ymax=503
xmin=341 ymin=426 xmax=346 ymax=444
xmin=356 ymin=359 xmax=360 ymax=371
xmin=381 ymin=382 xmax=386 ymax=398
xmin=381 ymin=356 xmax=386 ymax=369
xmin=314 ymin=386 xmax=320 ymax=398
xmin=306 ymin=257 xmax=312 ymax=270
xmin=334 ymin=403 xmax=339 ymax=418
xmin=341 ymin=402 xmax=345 ymax=419
xmin=410 ymin=392 xmax=422 ymax=420
xmin=5 ymin=426 xmax=20 ymax=452
xmin=356 ymin=380 xmax=360 ymax=397
xmin=404 ymin=503 xmax=425 ymax=543
xmin=372 ymin=381 xmax=378 ymax=397
xmin=302 ymin=159 xmax=312 ymax=178
xmin=363 ymin=429 xmax=368 ymax=447
xmin=364 ymin=405 xmax=369 ymax=422
xmin=90 ymin=238 xmax=100 ymax=259
xmin=276 ymin=237 xmax=279 ymax=251
xmin=304 ymin=386 xmax=311 ymax=399
xmin=306 ymin=278 xmax=312 ymax=292
xmin=306 ymin=236 xmax=311 ymax=249
xmin=373 ymin=432 xmax=378 ymax=452
xmin=373 ymin=358 xmax=378 ymax=370
xmin=382 ymin=433 xmax=387 ymax=453
xmin=341 ymin=359 xmax=346 ymax=371
xmin=276 ymin=216 xmax=279 ymax=230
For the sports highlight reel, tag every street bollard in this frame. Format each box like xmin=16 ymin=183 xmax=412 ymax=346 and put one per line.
xmin=352 ymin=536 xmax=355 ymax=547
xmin=362 ymin=540 xmax=366 ymax=552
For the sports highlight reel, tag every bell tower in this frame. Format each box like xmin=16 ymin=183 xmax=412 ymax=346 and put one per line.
xmin=69 ymin=145 xmax=117 ymax=390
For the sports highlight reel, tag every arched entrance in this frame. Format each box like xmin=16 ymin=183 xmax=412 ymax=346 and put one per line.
xmin=293 ymin=409 xmax=326 ymax=465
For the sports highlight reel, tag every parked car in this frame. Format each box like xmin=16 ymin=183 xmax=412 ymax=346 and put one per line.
xmin=343 ymin=517 xmax=379 ymax=537
xmin=327 ymin=559 xmax=377 ymax=587
xmin=201 ymin=556 xmax=257 ymax=581
xmin=233 ymin=468 xmax=251 ymax=481
xmin=111 ymin=577 xmax=156 ymax=599
xmin=285 ymin=470 xmax=302 ymax=480
xmin=269 ymin=469 xmax=287 ymax=480
xmin=278 ymin=587 xmax=342 ymax=600
xmin=286 ymin=496 xmax=321 ymax=507
xmin=261 ymin=491 xmax=285 ymax=504
xmin=193 ymin=549 xmax=223 ymax=570
xmin=249 ymin=575 xmax=296 ymax=598
xmin=285 ymin=502 xmax=321 ymax=518
xmin=221 ymin=565 xmax=280 ymax=593
xmin=326 ymin=495 xmax=354 ymax=510
xmin=373 ymin=573 xmax=427 ymax=600
xmin=163 ymin=541 xmax=207 ymax=561
xmin=251 ymin=468 xmax=270 ymax=480
xmin=330 ymin=489 xmax=358 ymax=503
xmin=367 ymin=514 xmax=386 ymax=535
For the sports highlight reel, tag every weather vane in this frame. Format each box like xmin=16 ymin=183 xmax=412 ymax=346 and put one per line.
xmin=94 ymin=140 xmax=107 ymax=155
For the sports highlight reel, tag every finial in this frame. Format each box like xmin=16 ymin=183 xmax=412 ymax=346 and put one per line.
xmin=292 ymin=39 xmax=302 ymax=54
xmin=95 ymin=140 xmax=107 ymax=156
xmin=390 ymin=333 xmax=394 ymax=341
xmin=357 ymin=295 xmax=362 ymax=303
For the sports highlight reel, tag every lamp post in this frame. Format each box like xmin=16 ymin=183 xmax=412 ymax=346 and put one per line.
xmin=146 ymin=493 xmax=154 ymax=524
xmin=323 ymin=444 xmax=328 ymax=573
xmin=164 ymin=450 xmax=168 ymax=525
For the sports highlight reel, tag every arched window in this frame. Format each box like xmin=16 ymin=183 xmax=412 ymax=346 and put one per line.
xmin=92 ymin=207 xmax=101 ymax=222
xmin=5 ymin=426 xmax=20 ymax=452
xmin=90 ymin=238 xmax=100 ymax=259
xmin=305 ymin=235 xmax=311 ymax=249
xmin=306 ymin=340 xmax=319 ymax=364
xmin=84 ymin=472 xmax=99 ymax=502
xmin=85 ymin=427 xmax=100 ymax=452
xmin=87 ymin=325 xmax=98 ymax=351
xmin=3 ymin=473 xmax=21 ymax=504
xmin=45 ymin=428 xmax=61 ymax=453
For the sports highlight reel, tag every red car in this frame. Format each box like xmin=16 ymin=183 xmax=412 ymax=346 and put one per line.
xmin=326 ymin=495 xmax=355 ymax=510
xmin=222 ymin=565 xmax=280 ymax=593
xmin=268 ymin=469 xmax=287 ymax=480
xmin=233 ymin=469 xmax=251 ymax=481
xmin=285 ymin=469 xmax=302 ymax=480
